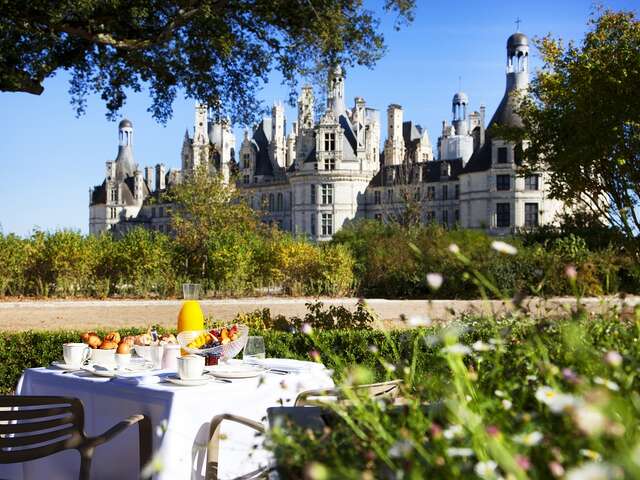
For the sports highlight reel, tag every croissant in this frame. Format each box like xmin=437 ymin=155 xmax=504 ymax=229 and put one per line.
xmin=121 ymin=336 xmax=135 ymax=347
xmin=116 ymin=342 xmax=131 ymax=354
xmin=82 ymin=332 xmax=102 ymax=349
xmin=100 ymin=340 xmax=118 ymax=350
xmin=104 ymin=332 xmax=121 ymax=344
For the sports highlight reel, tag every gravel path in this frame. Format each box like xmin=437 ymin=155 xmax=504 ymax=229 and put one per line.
xmin=0 ymin=296 xmax=637 ymax=332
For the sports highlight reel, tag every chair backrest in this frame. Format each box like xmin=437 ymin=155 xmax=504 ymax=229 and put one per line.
xmin=294 ymin=380 xmax=402 ymax=407
xmin=0 ymin=396 xmax=86 ymax=464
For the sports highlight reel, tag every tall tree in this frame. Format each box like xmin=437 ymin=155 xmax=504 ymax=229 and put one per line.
xmin=510 ymin=9 xmax=640 ymax=238
xmin=0 ymin=0 xmax=415 ymax=124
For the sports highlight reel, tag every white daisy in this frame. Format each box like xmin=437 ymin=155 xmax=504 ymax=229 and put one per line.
xmin=491 ymin=240 xmax=517 ymax=255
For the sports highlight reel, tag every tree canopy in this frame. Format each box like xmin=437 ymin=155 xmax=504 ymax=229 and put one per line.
xmin=0 ymin=0 xmax=415 ymax=124
xmin=510 ymin=9 xmax=640 ymax=238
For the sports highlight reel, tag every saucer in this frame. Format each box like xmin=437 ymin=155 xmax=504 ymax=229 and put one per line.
xmin=165 ymin=374 xmax=211 ymax=386
xmin=206 ymin=364 xmax=265 ymax=379
xmin=51 ymin=361 xmax=85 ymax=371
xmin=81 ymin=364 xmax=116 ymax=378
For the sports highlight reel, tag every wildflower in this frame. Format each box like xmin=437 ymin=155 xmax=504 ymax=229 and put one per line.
xmin=562 ymin=368 xmax=579 ymax=384
xmin=549 ymin=461 xmax=565 ymax=478
xmin=426 ymin=273 xmax=443 ymax=291
xmin=516 ymin=455 xmax=531 ymax=470
xmin=388 ymin=439 xmax=413 ymax=458
xmin=486 ymin=425 xmax=501 ymax=437
xmin=604 ymin=351 xmax=622 ymax=368
xmin=305 ymin=462 xmax=329 ymax=480
xmin=501 ymin=399 xmax=513 ymax=410
xmin=593 ymin=377 xmax=619 ymax=391
xmin=442 ymin=344 xmax=471 ymax=356
xmin=535 ymin=386 xmax=577 ymax=413
xmin=573 ymin=405 xmax=606 ymax=436
xmin=446 ymin=447 xmax=474 ymax=458
xmin=491 ymin=240 xmax=517 ymax=255
xmin=309 ymin=350 xmax=321 ymax=362
xmin=494 ymin=389 xmax=506 ymax=397
xmin=513 ymin=431 xmax=543 ymax=446
xmin=579 ymin=449 xmax=602 ymax=461
xmin=443 ymin=424 xmax=464 ymax=439
xmin=474 ymin=460 xmax=498 ymax=478
xmin=301 ymin=323 xmax=313 ymax=335
xmin=368 ymin=345 xmax=379 ymax=354
xmin=448 ymin=243 xmax=460 ymax=254
xmin=430 ymin=423 xmax=443 ymax=439
xmin=407 ymin=315 xmax=432 ymax=327
xmin=525 ymin=374 xmax=537 ymax=382
xmin=472 ymin=340 xmax=494 ymax=352
xmin=565 ymin=265 xmax=577 ymax=281
xmin=566 ymin=462 xmax=620 ymax=480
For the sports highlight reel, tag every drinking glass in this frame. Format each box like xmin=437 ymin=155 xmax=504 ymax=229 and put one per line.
xmin=182 ymin=283 xmax=201 ymax=300
xmin=243 ymin=336 xmax=266 ymax=361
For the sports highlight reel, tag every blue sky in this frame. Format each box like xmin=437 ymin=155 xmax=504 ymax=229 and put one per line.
xmin=0 ymin=0 xmax=637 ymax=235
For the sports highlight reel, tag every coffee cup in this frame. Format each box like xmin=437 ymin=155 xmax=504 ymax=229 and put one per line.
xmin=177 ymin=354 xmax=205 ymax=380
xmin=115 ymin=353 xmax=131 ymax=369
xmin=90 ymin=348 xmax=116 ymax=367
xmin=63 ymin=343 xmax=90 ymax=367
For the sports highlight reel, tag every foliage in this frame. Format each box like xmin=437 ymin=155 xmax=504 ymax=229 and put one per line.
xmin=506 ymin=9 xmax=640 ymax=238
xmin=332 ymin=220 xmax=640 ymax=298
xmin=266 ymin=254 xmax=640 ymax=480
xmin=0 ymin=0 xmax=414 ymax=123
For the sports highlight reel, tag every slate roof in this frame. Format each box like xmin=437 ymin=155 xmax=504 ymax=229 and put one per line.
xmin=369 ymin=159 xmax=464 ymax=187
xmin=251 ymin=118 xmax=274 ymax=176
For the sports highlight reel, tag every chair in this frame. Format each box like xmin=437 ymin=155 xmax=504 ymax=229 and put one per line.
xmin=205 ymin=380 xmax=402 ymax=480
xmin=0 ymin=395 xmax=152 ymax=480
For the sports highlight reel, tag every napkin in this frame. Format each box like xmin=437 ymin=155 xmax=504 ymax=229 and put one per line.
xmin=247 ymin=358 xmax=326 ymax=374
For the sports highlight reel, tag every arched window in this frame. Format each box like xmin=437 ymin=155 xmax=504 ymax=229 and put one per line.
xmin=268 ymin=193 xmax=275 ymax=211
xmin=277 ymin=192 xmax=283 ymax=211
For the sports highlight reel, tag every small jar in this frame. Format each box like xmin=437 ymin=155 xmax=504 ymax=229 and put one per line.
xmin=204 ymin=353 xmax=220 ymax=366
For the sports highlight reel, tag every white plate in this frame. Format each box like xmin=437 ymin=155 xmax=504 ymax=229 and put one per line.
xmin=206 ymin=364 xmax=265 ymax=379
xmin=51 ymin=361 xmax=85 ymax=371
xmin=165 ymin=374 xmax=211 ymax=387
xmin=81 ymin=365 xmax=116 ymax=378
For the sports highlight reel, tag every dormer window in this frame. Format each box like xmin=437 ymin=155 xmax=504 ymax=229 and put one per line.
xmin=110 ymin=188 xmax=118 ymax=202
xmin=324 ymin=132 xmax=336 ymax=152
xmin=497 ymin=147 xmax=508 ymax=164
xmin=324 ymin=158 xmax=335 ymax=170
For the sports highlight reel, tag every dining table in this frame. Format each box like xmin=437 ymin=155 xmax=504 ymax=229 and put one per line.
xmin=0 ymin=358 xmax=334 ymax=480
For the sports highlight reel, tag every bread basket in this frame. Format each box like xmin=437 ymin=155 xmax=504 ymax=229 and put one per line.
xmin=177 ymin=325 xmax=249 ymax=359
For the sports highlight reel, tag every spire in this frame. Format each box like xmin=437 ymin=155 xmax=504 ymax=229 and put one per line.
xmin=327 ymin=64 xmax=346 ymax=115
xmin=114 ymin=119 xmax=136 ymax=179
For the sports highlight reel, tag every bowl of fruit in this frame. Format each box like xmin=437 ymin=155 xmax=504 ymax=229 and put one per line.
xmin=177 ymin=324 xmax=249 ymax=362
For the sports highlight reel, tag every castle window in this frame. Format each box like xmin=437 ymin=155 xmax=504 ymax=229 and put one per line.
xmin=110 ymin=188 xmax=118 ymax=202
xmin=442 ymin=209 xmax=449 ymax=227
xmin=454 ymin=184 xmax=460 ymax=199
xmin=414 ymin=187 xmax=421 ymax=201
xmin=374 ymin=190 xmax=381 ymax=205
xmin=321 ymin=213 xmax=333 ymax=236
xmin=152 ymin=207 xmax=156 ymax=217
xmin=109 ymin=207 xmax=117 ymax=219
xmin=525 ymin=174 xmax=539 ymax=191
xmin=427 ymin=186 xmax=435 ymax=200
xmin=514 ymin=143 xmax=523 ymax=164
xmin=426 ymin=211 xmax=435 ymax=223
xmin=321 ymin=184 xmax=334 ymax=205
xmin=243 ymin=175 xmax=250 ymax=184
xmin=455 ymin=209 xmax=460 ymax=224
xmin=324 ymin=158 xmax=336 ymax=170
xmin=496 ymin=203 xmax=510 ymax=228
xmin=159 ymin=207 xmax=164 ymax=217
xmin=525 ymin=203 xmax=539 ymax=227
xmin=324 ymin=132 xmax=336 ymax=152
xmin=387 ymin=189 xmax=393 ymax=203
xmin=497 ymin=147 xmax=508 ymax=164
xmin=277 ymin=193 xmax=283 ymax=211
xmin=268 ymin=193 xmax=275 ymax=211
xmin=310 ymin=184 xmax=316 ymax=204
xmin=261 ymin=194 xmax=267 ymax=209
xmin=311 ymin=214 xmax=316 ymax=235
xmin=442 ymin=185 xmax=448 ymax=200
xmin=496 ymin=175 xmax=511 ymax=191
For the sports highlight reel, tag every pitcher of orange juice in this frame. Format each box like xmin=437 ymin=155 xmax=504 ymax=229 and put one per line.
xmin=178 ymin=283 xmax=204 ymax=334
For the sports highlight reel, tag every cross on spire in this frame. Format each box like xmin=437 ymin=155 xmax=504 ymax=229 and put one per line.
xmin=515 ymin=17 xmax=522 ymax=32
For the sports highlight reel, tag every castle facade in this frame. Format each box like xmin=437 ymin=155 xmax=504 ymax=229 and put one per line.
xmin=90 ymin=31 xmax=565 ymax=238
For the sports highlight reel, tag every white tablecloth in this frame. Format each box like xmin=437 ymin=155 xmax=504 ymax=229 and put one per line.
xmin=1 ymin=361 xmax=333 ymax=480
